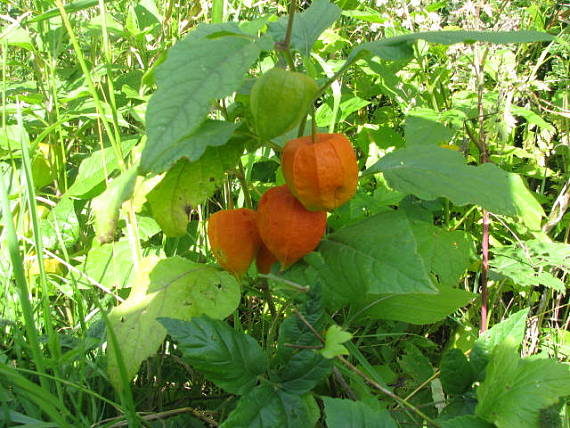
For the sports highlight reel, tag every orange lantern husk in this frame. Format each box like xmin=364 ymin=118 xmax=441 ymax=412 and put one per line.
xmin=208 ymin=208 xmax=261 ymax=277
xmin=256 ymin=185 xmax=327 ymax=269
xmin=282 ymin=133 xmax=358 ymax=211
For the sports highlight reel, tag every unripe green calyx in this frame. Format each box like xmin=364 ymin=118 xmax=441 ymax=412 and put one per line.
xmin=250 ymin=67 xmax=319 ymax=141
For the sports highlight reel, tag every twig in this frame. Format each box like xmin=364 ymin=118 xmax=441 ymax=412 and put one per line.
xmin=18 ymin=234 xmax=125 ymax=303
xmin=293 ymin=308 xmax=441 ymax=427
xmin=258 ymin=278 xmax=277 ymax=317
xmin=97 ymin=407 xmax=218 ymax=428
xmin=259 ymin=273 xmax=310 ymax=293
xmin=333 ymin=366 xmax=358 ymax=401
xmin=284 ymin=343 xmax=322 ymax=349
xmin=542 ymin=178 xmax=570 ymax=234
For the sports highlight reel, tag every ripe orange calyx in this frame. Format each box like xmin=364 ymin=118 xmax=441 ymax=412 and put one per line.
xmin=207 ymin=208 xmax=261 ymax=277
xmin=282 ymin=133 xmax=358 ymax=211
xmin=255 ymin=241 xmax=277 ymax=274
xmin=256 ymin=185 xmax=327 ymax=269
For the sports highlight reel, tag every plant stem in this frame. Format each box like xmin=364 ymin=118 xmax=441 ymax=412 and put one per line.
xmin=276 ymin=0 xmax=297 ymax=70
xmin=472 ymin=42 xmax=490 ymax=333
xmin=258 ymin=279 xmax=277 ymax=317
xmin=0 ymin=173 xmax=48 ymax=390
xmin=260 ymin=274 xmax=309 ymax=292
xmin=283 ymin=0 xmax=297 ymax=50
xmin=294 ymin=308 xmax=441 ymax=427
xmin=338 ymin=356 xmax=441 ymax=427
xmin=236 ymin=160 xmax=253 ymax=209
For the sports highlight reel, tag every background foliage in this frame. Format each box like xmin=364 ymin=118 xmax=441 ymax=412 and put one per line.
xmin=1 ymin=0 xmax=569 ymax=426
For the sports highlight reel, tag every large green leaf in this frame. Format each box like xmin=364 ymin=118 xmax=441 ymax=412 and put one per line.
xmin=107 ymin=256 xmax=240 ymax=389
xmin=476 ymin=338 xmax=570 ymax=428
xmin=221 ymin=386 xmax=318 ymax=428
xmin=144 ymin=120 xmax=236 ymax=178
xmin=490 ymin=240 xmax=569 ymax=293
xmin=78 ymin=239 xmax=134 ymax=289
xmin=357 ymin=286 xmax=476 ymax=325
xmin=405 ymin=108 xmax=455 ymax=147
xmin=350 ymin=30 xmax=555 ymax=62
xmin=270 ymin=350 xmax=333 ymax=395
xmin=366 ymin=146 xmax=518 ymax=215
xmin=440 ymin=349 xmax=475 ymax=395
xmin=307 ymin=210 xmax=436 ymax=308
xmin=147 ymin=139 xmax=243 ymax=236
xmin=509 ymin=174 xmax=545 ymax=231
xmin=470 ymin=308 xmax=529 ymax=379
xmin=92 ymin=166 xmax=138 ymax=244
xmin=140 ymin=26 xmax=260 ymax=174
xmin=322 ymin=397 xmax=398 ymax=428
xmin=159 ymin=316 xmax=267 ymax=395
xmin=65 ymin=138 xmax=138 ymax=199
xmin=410 ymin=220 xmax=475 ymax=287
xmin=267 ymin=0 xmax=341 ymax=56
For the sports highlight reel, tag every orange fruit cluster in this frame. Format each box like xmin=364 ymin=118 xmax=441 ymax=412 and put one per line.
xmin=207 ymin=132 xmax=358 ymax=276
xmin=207 ymin=68 xmax=359 ymax=275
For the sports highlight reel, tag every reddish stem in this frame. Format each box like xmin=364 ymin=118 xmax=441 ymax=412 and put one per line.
xmin=480 ymin=208 xmax=490 ymax=333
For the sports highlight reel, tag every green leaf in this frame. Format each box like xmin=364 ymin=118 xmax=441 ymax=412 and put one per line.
xmin=510 ymin=174 xmax=545 ymax=231
xmin=476 ymin=338 xmax=570 ymax=428
xmin=143 ymin=120 xmax=236 ymax=178
xmin=276 ymin=285 xmax=327 ymax=364
xmin=351 ymin=30 xmax=555 ymax=62
xmin=31 ymin=153 xmax=54 ymax=189
xmin=27 ymin=0 xmax=99 ymax=23
xmin=159 ymin=316 xmax=267 ymax=395
xmin=322 ymin=397 xmax=398 ymax=428
xmin=77 ymin=239 xmax=134 ymax=289
xmin=65 ymin=138 xmax=138 ymax=199
xmin=107 ymin=256 xmax=240 ymax=389
xmin=440 ymin=349 xmax=475 ymax=395
xmin=320 ymin=325 xmax=352 ymax=359
xmin=267 ymin=0 xmax=342 ymax=56
xmin=39 ymin=197 xmax=79 ymax=250
xmin=147 ymin=140 xmax=243 ymax=236
xmin=0 ymin=124 xmax=29 ymax=154
xmin=316 ymin=96 xmax=371 ymax=128
xmin=399 ymin=343 xmax=433 ymax=384
xmin=271 ymin=349 xmax=333 ymax=394
xmin=140 ymin=28 xmax=260 ymax=174
xmin=134 ymin=0 xmax=162 ymax=32
xmin=5 ymin=26 xmax=34 ymax=51
xmin=92 ymin=166 xmax=138 ymax=244
xmin=470 ymin=308 xmax=529 ymax=379
xmin=366 ymin=146 xmax=517 ymax=215
xmin=410 ymin=221 xmax=475 ymax=287
xmin=308 ymin=210 xmax=436 ymax=308
xmin=490 ymin=240 xmax=569 ymax=292
xmin=357 ymin=285 xmax=476 ymax=325
xmin=405 ymin=108 xmax=455 ymax=147
xmin=440 ymin=415 xmax=494 ymax=428
xmin=221 ymin=385 xmax=317 ymax=427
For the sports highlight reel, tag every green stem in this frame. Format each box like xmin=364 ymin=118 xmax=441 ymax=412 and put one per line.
xmin=55 ymin=0 xmax=125 ymax=172
xmin=211 ymin=0 xmax=224 ymax=23
xmin=0 ymin=172 xmax=48 ymax=390
xmin=18 ymin=105 xmax=62 ymax=375
xmin=237 ymin=160 xmax=253 ymax=209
